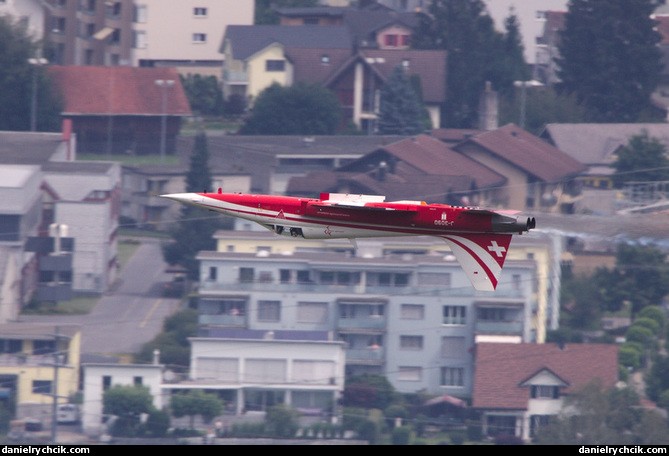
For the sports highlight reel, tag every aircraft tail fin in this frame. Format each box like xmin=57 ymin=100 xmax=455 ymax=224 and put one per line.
xmin=439 ymin=233 xmax=512 ymax=291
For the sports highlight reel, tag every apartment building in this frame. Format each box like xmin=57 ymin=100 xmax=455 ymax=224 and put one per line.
xmin=34 ymin=0 xmax=253 ymax=74
xmin=195 ymin=232 xmax=554 ymax=397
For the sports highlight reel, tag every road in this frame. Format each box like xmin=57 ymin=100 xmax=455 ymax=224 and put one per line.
xmin=20 ymin=238 xmax=181 ymax=357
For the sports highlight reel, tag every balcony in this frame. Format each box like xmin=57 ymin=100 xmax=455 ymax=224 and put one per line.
xmin=337 ymin=315 xmax=386 ymax=331
xmin=199 ymin=314 xmax=247 ymax=327
xmin=223 ymin=70 xmax=248 ymax=85
xmin=346 ymin=347 xmax=385 ymax=364
xmin=475 ymin=320 xmax=523 ymax=335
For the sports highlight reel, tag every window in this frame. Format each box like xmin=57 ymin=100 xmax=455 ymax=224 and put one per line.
xmin=133 ymin=376 xmax=142 ymax=386
xmin=258 ymin=300 xmax=281 ymax=322
xmin=400 ymin=335 xmax=423 ymax=350
xmin=398 ymin=366 xmax=422 ymax=381
xmin=443 ymin=306 xmax=466 ymax=325
xmin=33 ymin=340 xmax=56 ymax=355
xmin=0 ymin=339 xmax=21 ymax=353
xmin=102 ymin=375 xmax=112 ymax=391
xmin=32 ymin=380 xmax=52 ymax=394
xmin=208 ymin=267 xmax=217 ymax=281
xmin=418 ymin=272 xmax=451 ymax=288
xmin=441 ymin=336 xmax=466 ymax=358
xmin=134 ymin=30 xmax=147 ymax=49
xmin=440 ymin=367 xmax=464 ymax=387
xmin=266 ymin=60 xmax=285 ymax=72
xmin=531 ymin=385 xmax=559 ymax=399
xmin=194 ymin=7 xmax=208 ymax=17
xmin=400 ymin=304 xmax=424 ymax=320
xmin=297 ymin=302 xmax=328 ymax=323
xmin=192 ymin=33 xmax=207 ymax=43
xmin=134 ymin=4 xmax=147 ymax=23
xmin=239 ymin=267 xmax=254 ymax=283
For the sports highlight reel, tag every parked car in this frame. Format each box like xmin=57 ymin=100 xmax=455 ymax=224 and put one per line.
xmin=56 ymin=404 xmax=80 ymax=424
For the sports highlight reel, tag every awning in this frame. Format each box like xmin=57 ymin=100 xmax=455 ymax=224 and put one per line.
xmin=424 ymin=394 xmax=466 ymax=408
xmin=93 ymin=27 xmax=114 ymax=40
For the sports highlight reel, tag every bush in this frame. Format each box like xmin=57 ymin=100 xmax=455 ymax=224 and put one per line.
xmin=632 ymin=317 xmax=661 ymax=335
xmin=145 ymin=409 xmax=170 ymax=437
xmin=626 ymin=325 xmax=654 ymax=345
xmin=619 ymin=345 xmax=641 ymax=370
xmin=358 ymin=419 xmax=380 ymax=444
xmin=392 ymin=426 xmax=412 ymax=445
xmin=466 ymin=423 xmax=483 ymax=442
xmin=384 ymin=404 xmax=408 ymax=428
xmin=638 ymin=306 xmax=665 ymax=329
xmin=449 ymin=430 xmax=466 ymax=445
xmin=265 ymin=404 xmax=300 ymax=438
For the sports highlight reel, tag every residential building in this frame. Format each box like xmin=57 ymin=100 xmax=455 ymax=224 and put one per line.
xmin=176 ymin=330 xmax=345 ymax=417
xmin=289 ymin=134 xmax=506 ymax=206
xmin=47 ymin=65 xmax=191 ymax=156
xmin=220 ymin=25 xmax=352 ymax=104
xmin=195 ymin=230 xmax=558 ymax=396
xmin=0 ymin=164 xmax=43 ymax=314
xmin=472 ymin=342 xmax=619 ymax=441
xmin=0 ymin=324 xmax=81 ymax=421
xmin=42 ymin=161 xmax=121 ymax=293
xmin=453 ymin=124 xmax=586 ymax=213
xmin=132 ymin=0 xmax=254 ymax=77
xmin=42 ymin=0 xmax=135 ymax=66
xmin=82 ymin=361 xmax=164 ymax=435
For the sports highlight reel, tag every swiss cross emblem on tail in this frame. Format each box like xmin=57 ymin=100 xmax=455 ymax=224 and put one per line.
xmin=440 ymin=233 xmax=513 ymax=291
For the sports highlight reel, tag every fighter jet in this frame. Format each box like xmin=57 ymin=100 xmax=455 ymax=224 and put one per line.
xmin=161 ymin=191 xmax=536 ymax=291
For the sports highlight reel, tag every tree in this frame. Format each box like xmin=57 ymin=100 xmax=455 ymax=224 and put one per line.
xmin=535 ymin=381 xmax=669 ymax=444
xmin=411 ymin=1 xmax=528 ymax=127
xmin=133 ymin=308 xmax=198 ymax=371
xmin=255 ymin=0 xmax=318 ymax=25
xmin=343 ymin=374 xmax=396 ymax=410
xmin=265 ymin=404 xmax=300 ymax=438
xmin=180 ymin=74 xmax=223 ymax=116
xmin=162 ymin=131 xmax=221 ymax=278
xmin=557 ymin=0 xmax=663 ymax=122
xmin=378 ymin=65 xmax=426 ymax=135
xmin=612 ymin=130 xmax=669 ymax=187
xmin=103 ymin=385 xmax=154 ymax=437
xmin=170 ymin=389 xmax=223 ymax=429
xmin=240 ymin=82 xmax=341 ymax=135
xmin=0 ymin=16 xmax=62 ymax=131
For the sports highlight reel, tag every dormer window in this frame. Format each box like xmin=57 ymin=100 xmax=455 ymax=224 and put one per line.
xmin=530 ymin=385 xmax=559 ymax=399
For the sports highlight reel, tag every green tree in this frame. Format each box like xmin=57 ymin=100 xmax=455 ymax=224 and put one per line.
xmin=612 ymin=130 xmax=669 ymax=187
xmin=557 ymin=0 xmax=663 ymax=122
xmin=103 ymin=385 xmax=154 ymax=437
xmin=0 ymin=16 xmax=62 ymax=131
xmin=343 ymin=374 xmax=396 ymax=410
xmin=180 ymin=74 xmax=223 ymax=116
xmin=412 ymin=0 xmax=528 ymax=127
xmin=134 ymin=308 xmax=198 ymax=371
xmin=265 ymin=404 xmax=300 ymax=438
xmin=170 ymin=390 xmax=223 ymax=429
xmin=377 ymin=65 xmax=425 ymax=135
xmin=645 ymin=355 xmax=669 ymax=402
xmin=240 ymin=82 xmax=341 ymax=135
xmin=162 ymin=131 xmax=221 ymax=278
xmin=536 ymin=382 xmax=669 ymax=444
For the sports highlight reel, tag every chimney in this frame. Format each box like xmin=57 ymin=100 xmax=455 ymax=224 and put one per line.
xmin=478 ymin=81 xmax=498 ymax=131
xmin=153 ymin=349 xmax=160 ymax=365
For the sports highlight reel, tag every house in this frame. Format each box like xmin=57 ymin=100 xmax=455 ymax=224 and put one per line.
xmin=195 ymin=229 xmax=560 ymax=396
xmin=41 ymin=161 xmax=121 ymax=293
xmin=472 ymin=342 xmax=619 ymax=441
xmin=176 ymin=330 xmax=346 ymax=417
xmin=288 ymin=134 xmax=505 ymax=204
xmin=47 ymin=66 xmax=191 ymax=156
xmin=220 ymin=25 xmax=352 ymax=104
xmin=82 ymin=361 xmax=165 ymax=435
xmin=0 ymin=324 xmax=81 ymax=422
xmin=453 ymin=124 xmax=586 ymax=213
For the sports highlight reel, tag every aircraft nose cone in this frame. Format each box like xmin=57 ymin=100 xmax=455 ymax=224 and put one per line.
xmin=160 ymin=193 xmax=203 ymax=204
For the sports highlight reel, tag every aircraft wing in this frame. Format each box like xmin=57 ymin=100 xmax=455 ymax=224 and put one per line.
xmin=438 ymin=233 xmax=513 ymax=291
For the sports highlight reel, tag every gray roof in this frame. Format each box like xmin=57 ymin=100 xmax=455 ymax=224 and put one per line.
xmin=541 ymin=123 xmax=669 ymax=167
xmin=0 ymin=131 xmax=63 ymax=164
xmin=42 ymin=161 xmax=117 ymax=174
xmin=222 ymin=25 xmax=352 ymax=59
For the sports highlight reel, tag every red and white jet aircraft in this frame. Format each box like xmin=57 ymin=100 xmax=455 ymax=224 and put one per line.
xmin=161 ymin=191 xmax=536 ymax=291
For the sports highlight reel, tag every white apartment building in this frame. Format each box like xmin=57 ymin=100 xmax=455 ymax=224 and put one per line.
xmin=195 ymin=232 xmax=554 ymax=397
xmin=132 ymin=0 xmax=254 ymax=77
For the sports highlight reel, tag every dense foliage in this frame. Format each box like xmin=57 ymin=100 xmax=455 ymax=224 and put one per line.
xmin=377 ymin=65 xmax=426 ymax=135
xmin=557 ymin=0 xmax=663 ymax=122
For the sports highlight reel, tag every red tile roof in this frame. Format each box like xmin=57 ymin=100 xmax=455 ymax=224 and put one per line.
xmin=472 ymin=342 xmax=619 ymax=410
xmin=47 ymin=66 xmax=191 ymax=116
xmin=457 ymin=124 xmax=586 ymax=182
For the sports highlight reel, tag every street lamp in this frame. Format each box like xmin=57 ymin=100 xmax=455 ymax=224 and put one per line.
xmin=513 ymin=79 xmax=543 ymax=130
xmin=28 ymin=57 xmax=48 ymax=132
xmin=155 ymin=79 xmax=175 ymax=165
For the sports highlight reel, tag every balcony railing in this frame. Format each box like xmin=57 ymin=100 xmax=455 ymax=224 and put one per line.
xmin=199 ymin=314 xmax=247 ymax=327
xmin=475 ymin=320 xmax=523 ymax=334
xmin=337 ymin=316 xmax=386 ymax=331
